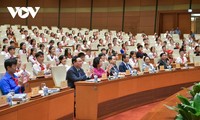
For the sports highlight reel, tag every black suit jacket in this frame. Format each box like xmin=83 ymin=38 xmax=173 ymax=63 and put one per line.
xmin=110 ymin=65 xmax=119 ymax=76
xmin=119 ymin=62 xmax=132 ymax=72
xmin=67 ymin=66 xmax=87 ymax=88
xmin=158 ymin=59 xmax=168 ymax=69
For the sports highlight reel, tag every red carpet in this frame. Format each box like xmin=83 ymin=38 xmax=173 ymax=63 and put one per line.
xmin=104 ymin=102 xmax=159 ymax=120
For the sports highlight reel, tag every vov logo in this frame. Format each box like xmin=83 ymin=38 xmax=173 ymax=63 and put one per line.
xmin=7 ymin=7 xmax=40 ymax=19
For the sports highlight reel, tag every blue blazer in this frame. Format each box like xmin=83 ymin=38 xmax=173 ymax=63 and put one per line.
xmin=119 ymin=62 xmax=132 ymax=72
xmin=67 ymin=66 xmax=88 ymax=88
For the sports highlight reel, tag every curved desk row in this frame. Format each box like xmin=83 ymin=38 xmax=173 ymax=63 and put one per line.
xmin=75 ymin=68 xmax=200 ymax=120
xmin=0 ymin=88 xmax=74 ymax=120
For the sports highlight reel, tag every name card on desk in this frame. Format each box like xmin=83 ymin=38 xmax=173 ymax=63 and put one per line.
xmin=101 ymin=73 xmax=107 ymax=80
xmin=31 ymin=87 xmax=40 ymax=96
xmin=144 ymin=68 xmax=149 ymax=73
xmin=194 ymin=62 xmax=200 ymax=67
xmin=0 ymin=96 xmax=7 ymax=106
xmin=160 ymin=66 xmax=165 ymax=71
xmin=176 ymin=64 xmax=181 ymax=69
xmin=37 ymin=71 xmax=44 ymax=77
xmin=126 ymin=70 xmax=130 ymax=75
xmin=60 ymin=81 xmax=68 ymax=89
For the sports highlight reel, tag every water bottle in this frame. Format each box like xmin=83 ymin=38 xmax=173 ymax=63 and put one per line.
xmin=167 ymin=65 xmax=172 ymax=71
xmin=132 ymin=69 xmax=137 ymax=76
xmin=185 ymin=63 xmax=188 ymax=69
xmin=113 ymin=72 xmax=118 ymax=79
xmin=43 ymin=86 xmax=49 ymax=96
xmin=7 ymin=90 xmax=14 ymax=106
xmin=94 ymin=75 xmax=98 ymax=83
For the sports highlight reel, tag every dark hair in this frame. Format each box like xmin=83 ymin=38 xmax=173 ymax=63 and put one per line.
xmin=162 ymin=45 xmax=166 ymax=49
xmin=160 ymin=53 xmax=166 ymax=57
xmin=64 ymin=48 xmax=71 ymax=57
xmin=72 ymin=56 xmax=79 ymax=64
xmin=61 ymin=36 xmax=66 ymax=41
xmin=35 ymin=51 xmax=44 ymax=58
xmin=93 ymin=57 xmax=100 ymax=68
xmin=150 ymin=46 xmax=155 ymax=52
xmin=3 ymin=38 xmax=8 ymax=42
xmin=144 ymin=43 xmax=149 ymax=46
xmin=85 ymin=49 xmax=91 ymax=52
xmin=57 ymin=42 xmax=61 ymax=47
xmin=49 ymin=40 xmax=55 ymax=44
xmin=179 ymin=49 xmax=185 ymax=53
xmin=20 ymin=42 xmax=25 ymax=50
xmin=59 ymin=55 xmax=65 ymax=64
xmin=83 ymin=40 xmax=87 ymax=44
xmin=30 ymin=39 xmax=36 ymax=45
xmin=76 ymin=44 xmax=81 ymax=50
xmin=143 ymin=56 xmax=150 ymax=61
xmin=108 ymin=43 xmax=112 ymax=47
xmin=101 ymin=48 xmax=106 ymax=52
xmin=137 ymin=45 xmax=143 ymax=50
xmin=4 ymin=58 xmax=17 ymax=70
xmin=30 ymin=48 xmax=36 ymax=55
xmin=98 ymin=53 xmax=105 ymax=58
xmin=8 ymin=46 xmax=15 ymax=52
xmin=10 ymin=41 xmax=15 ymax=44
xmin=195 ymin=46 xmax=199 ymax=51
xmin=108 ymin=56 xmax=113 ymax=61
xmin=39 ymin=43 xmax=45 ymax=49
xmin=129 ymin=51 xmax=136 ymax=58
xmin=48 ymin=46 xmax=54 ymax=54
xmin=78 ymin=52 xmax=85 ymax=58
xmin=2 ymin=45 xmax=7 ymax=51
xmin=122 ymin=54 xmax=128 ymax=61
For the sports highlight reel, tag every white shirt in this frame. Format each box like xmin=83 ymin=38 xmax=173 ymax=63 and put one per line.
xmin=33 ymin=61 xmax=51 ymax=76
xmin=5 ymin=53 xmax=16 ymax=60
xmin=129 ymin=58 xmax=138 ymax=67
xmin=85 ymin=54 xmax=94 ymax=59
xmin=15 ymin=68 xmax=31 ymax=78
xmin=39 ymin=37 xmax=48 ymax=43
xmin=18 ymin=49 xmax=27 ymax=55
xmin=55 ymin=48 xmax=63 ymax=56
xmin=176 ymin=56 xmax=188 ymax=64
xmin=1 ymin=51 xmax=7 ymax=56
xmin=58 ymin=64 xmax=70 ymax=72
xmin=28 ymin=55 xmax=37 ymax=64
xmin=148 ymin=52 xmax=157 ymax=59
xmin=47 ymin=54 xmax=59 ymax=63
xmin=61 ymin=41 xmax=68 ymax=46
xmin=73 ymin=50 xmax=83 ymax=56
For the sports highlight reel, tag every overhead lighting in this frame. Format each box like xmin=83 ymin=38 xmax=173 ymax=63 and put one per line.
xmin=188 ymin=9 xmax=192 ymax=13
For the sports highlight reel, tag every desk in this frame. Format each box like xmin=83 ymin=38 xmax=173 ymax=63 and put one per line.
xmin=141 ymin=88 xmax=188 ymax=120
xmin=0 ymin=89 xmax=74 ymax=120
xmin=75 ymin=68 xmax=200 ymax=120
xmin=25 ymin=77 xmax=55 ymax=92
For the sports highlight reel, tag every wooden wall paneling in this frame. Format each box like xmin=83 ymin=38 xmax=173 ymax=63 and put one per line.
xmin=160 ymin=13 xmax=176 ymax=33
xmin=75 ymin=13 xmax=90 ymax=29
xmin=124 ymin=11 xmax=140 ymax=34
xmin=178 ymin=13 xmax=191 ymax=34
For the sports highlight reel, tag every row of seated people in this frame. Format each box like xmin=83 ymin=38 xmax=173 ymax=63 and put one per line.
xmin=0 ymin=26 xmax=199 ymax=95
xmin=0 ymin=47 xmax=189 ymax=95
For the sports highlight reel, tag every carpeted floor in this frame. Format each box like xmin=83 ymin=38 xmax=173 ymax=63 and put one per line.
xmin=104 ymin=102 xmax=159 ymax=120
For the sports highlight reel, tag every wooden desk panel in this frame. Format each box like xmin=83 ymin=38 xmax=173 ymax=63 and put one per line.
xmin=25 ymin=78 xmax=55 ymax=92
xmin=75 ymin=68 xmax=200 ymax=120
xmin=141 ymin=89 xmax=187 ymax=120
xmin=0 ymin=89 xmax=74 ymax=120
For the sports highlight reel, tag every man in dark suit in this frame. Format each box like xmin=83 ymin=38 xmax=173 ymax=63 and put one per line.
xmin=108 ymin=55 xmax=119 ymax=76
xmin=119 ymin=54 xmax=133 ymax=72
xmin=67 ymin=56 xmax=90 ymax=88
xmin=158 ymin=53 xmax=169 ymax=69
